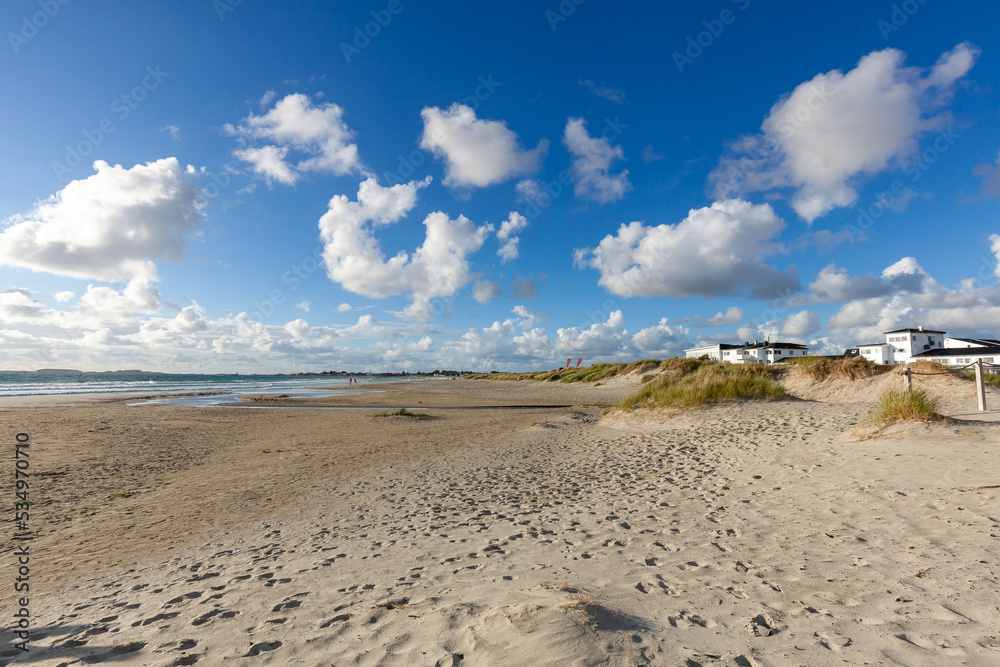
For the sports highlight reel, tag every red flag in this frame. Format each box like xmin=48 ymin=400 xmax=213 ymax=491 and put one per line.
xmin=576 ymin=358 xmax=583 ymax=368
xmin=566 ymin=358 xmax=572 ymax=368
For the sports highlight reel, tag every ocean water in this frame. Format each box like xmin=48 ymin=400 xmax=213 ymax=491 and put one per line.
xmin=0 ymin=371 xmax=408 ymax=399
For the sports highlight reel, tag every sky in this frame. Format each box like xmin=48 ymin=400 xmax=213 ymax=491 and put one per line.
xmin=2 ymin=1 xmax=1000 ymax=373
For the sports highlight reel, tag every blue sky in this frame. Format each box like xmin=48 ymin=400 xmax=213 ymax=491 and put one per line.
xmin=1 ymin=0 xmax=1000 ymax=372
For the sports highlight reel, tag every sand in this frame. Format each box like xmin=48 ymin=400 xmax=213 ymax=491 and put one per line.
xmin=1 ymin=371 xmax=999 ymax=665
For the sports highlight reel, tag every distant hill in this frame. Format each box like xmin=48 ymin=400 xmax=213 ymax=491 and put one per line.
xmin=34 ymin=368 xmax=84 ymax=374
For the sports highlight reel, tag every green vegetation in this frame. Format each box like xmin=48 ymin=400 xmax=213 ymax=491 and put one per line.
xmin=866 ymin=388 xmax=946 ymax=428
xmin=373 ymin=407 xmax=431 ymax=419
xmin=783 ymin=355 xmax=889 ymax=381
xmin=468 ymin=358 xmax=672 ymax=383
xmin=962 ymin=369 xmax=1000 ymax=388
xmin=616 ymin=359 xmax=784 ymax=412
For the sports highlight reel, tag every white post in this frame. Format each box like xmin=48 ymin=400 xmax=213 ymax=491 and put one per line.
xmin=975 ymin=359 xmax=987 ymax=412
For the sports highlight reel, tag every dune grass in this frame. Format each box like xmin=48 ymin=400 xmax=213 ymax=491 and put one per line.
xmin=616 ymin=360 xmax=784 ymax=412
xmin=866 ymin=388 xmax=946 ymax=428
xmin=468 ymin=358 xmax=665 ymax=383
xmin=962 ymin=369 xmax=1000 ymax=388
xmin=373 ymin=407 xmax=430 ymax=419
xmin=783 ymin=356 xmax=889 ymax=381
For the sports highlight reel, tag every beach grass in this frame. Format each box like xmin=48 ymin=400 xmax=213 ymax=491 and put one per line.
xmin=467 ymin=359 xmax=666 ymax=383
xmin=866 ymin=388 xmax=946 ymax=428
xmin=783 ymin=356 xmax=889 ymax=380
xmin=373 ymin=407 xmax=430 ymax=419
xmin=616 ymin=360 xmax=784 ymax=412
xmin=962 ymin=369 xmax=1000 ymax=388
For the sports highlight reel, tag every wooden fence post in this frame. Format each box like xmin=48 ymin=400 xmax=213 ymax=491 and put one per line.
xmin=975 ymin=359 xmax=987 ymax=412
xmin=903 ymin=367 xmax=912 ymax=391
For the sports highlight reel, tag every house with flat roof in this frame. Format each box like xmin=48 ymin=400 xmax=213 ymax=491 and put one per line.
xmin=912 ymin=345 xmax=1000 ymax=369
xmin=685 ymin=340 xmax=809 ymax=365
xmin=856 ymin=326 xmax=946 ymax=365
xmin=944 ymin=337 xmax=1000 ymax=349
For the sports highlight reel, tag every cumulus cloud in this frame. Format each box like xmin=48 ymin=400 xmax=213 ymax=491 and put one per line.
xmin=419 ymin=104 xmax=548 ymax=188
xmin=804 ymin=260 xmax=930 ymax=305
xmin=556 ymin=310 xmax=629 ymax=356
xmin=711 ymin=43 xmax=979 ymax=221
xmin=54 ymin=291 xmax=75 ymax=303
xmin=630 ymin=318 xmax=691 ymax=356
xmin=0 ymin=158 xmax=202 ymax=281
xmin=700 ymin=306 xmax=744 ymax=327
xmin=295 ymin=300 xmax=311 ymax=312
xmin=496 ymin=211 xmax=529 ymax=262
xmin=778 ymin=310 xmax=821 ymax=338
xmin=564 ymin=118 xmax=631 ymax=204
xmin=284 ymin=318 xmax=309 ymax=339
xmin=575 ymin=199 xmax=798 ymax=299
xmin=472 ymin=280 xmax=502 ymax=304
xmin=226 ymin=93 xmax=364 ymax=185
xmin=823 ymin=255 xmax=1000 ymax=341
xmin=319 ymin=177 xmax=492 ymax=317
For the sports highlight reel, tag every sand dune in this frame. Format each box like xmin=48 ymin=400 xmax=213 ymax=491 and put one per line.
xmin=2 ymin=371 xmax=999 ymax=665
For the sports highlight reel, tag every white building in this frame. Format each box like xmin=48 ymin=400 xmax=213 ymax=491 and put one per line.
xmin=856 ymin=327 xmax=946 ymax=365
xmin=944 ymin=337 xmax=1000 ymax=349
xmin=685 ymin=340 xmax=809 ymax=365
xmin=912 ymin=345 xmax=1000 ymax=370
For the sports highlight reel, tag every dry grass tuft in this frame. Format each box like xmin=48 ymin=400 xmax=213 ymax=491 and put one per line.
xmin=616 ymin=360 xmax=784 ymax=413
xmin=784 ymin=356 xmax=890 ymax=381
xmin=866 ymin=388 xmax=947 ymax=428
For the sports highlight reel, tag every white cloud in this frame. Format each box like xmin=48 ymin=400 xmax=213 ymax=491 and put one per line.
xmin=779 ymin=310 xmax=821 ymax=338
xmin=575 ymin=199 xmax=798 ymax=299
xmin=227 ymin=93 xmax=364 ymax=185
xmin=419 ymin=104 xmax=548 ymax=188
xmin=0 ymin=158 xmax=202 ymax=281
xmin=337 ymin=302 xmax=353 ymax=312
xmin=472 ymin=280 xmax=501 ymax=304
xmin=630 ymin=318 xmax=691 ymax=357
xmin=54 ymin=291 xmax=75 ymax=303
xmin=160 ymin=124 xmax=181 ymax=140
xmin=641 ymin=145 xmax=664 ymax=164
xmin=284 ymin=319 xmax=309 ymax=339
xmin=511 ymin=304 xmax=550 ymax=327
xmin=515 ymin=179 xmax=547 ymax=205
xmin=496 ymin=211 xmax=529 ymax=262
xmin=564 ymin=118 xmax=631 ymax=204
xmin=579 ymin=79 xmax=626 ymax=104
xmin=556 ymin=310 xmax=628 ymax=356
xmin=824 ymin=254 xmax=1000 ymax=342
xmin=295 ymin=300 xmax=311 ymax=312
xmin=711 ymin=43 xmax=979 ymax=221
xmin=319 ymin=177 xmax=492 ymax=317
xmin=700 ymin=306 xmax=744 ymax=327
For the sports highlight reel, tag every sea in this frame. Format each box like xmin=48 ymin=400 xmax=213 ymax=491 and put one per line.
xmin=0 ymin=370 xmax=420 ymax=405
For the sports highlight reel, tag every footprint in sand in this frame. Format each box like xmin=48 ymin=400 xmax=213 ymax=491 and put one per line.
xmin=896 ymin=633 xmax=966 ymax=657
xmin=815 ymin=631 xmax=852 ymax=651
xmin=745 ymin=613 xmax=783 ymax=637
xmin=669 ymin=611 xmax=716 ymax=629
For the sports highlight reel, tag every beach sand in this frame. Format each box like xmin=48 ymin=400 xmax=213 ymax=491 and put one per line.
xmin=1 ymin=372 xmax=999 ymax=665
